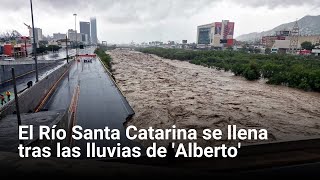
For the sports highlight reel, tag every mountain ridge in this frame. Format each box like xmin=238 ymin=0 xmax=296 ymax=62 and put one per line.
xmin=236 ymin=15 xmax=320 ymax=42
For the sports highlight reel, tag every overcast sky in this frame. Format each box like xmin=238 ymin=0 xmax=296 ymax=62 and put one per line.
xmin=1 ymin=0 xmax=319 ymax=44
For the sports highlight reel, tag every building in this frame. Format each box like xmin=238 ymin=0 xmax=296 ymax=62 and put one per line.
xmin=297 ymin=35 xmax=320 ymax=45
xmin=262 ymin=30 xmax=291 ymax=48
xmin=197 ymin=20 xmax=235 ymax=48
xmin=68 ymin=29 xmax=82 ymax=42
xmin=1 ymin=43 xmax=32 ymax=57
xmin=90 ymin=17 xmax=97 ymax=44
xmin=29 ymin=28 xmax=42 ymax=44
xmin=81 ymin=34 xmax=89 ymax=44
xmin=272 ymin=40 xmax=291 ymax=54
xmin=197 ymin=23 xmax=214 ymax=45
xmin=262 ymin=30 xmax=320 ymax=48
xmin=53 ymin=33 xmax=67 ymax=40
xmin=80 ymin=21 xmax=90 ymax=44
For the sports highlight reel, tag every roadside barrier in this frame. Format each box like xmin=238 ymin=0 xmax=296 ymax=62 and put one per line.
xmin=68 ymin=85 xmax=80 ymax=146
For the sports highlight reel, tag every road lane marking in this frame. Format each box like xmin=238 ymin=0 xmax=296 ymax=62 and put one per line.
xmin=34 ymin=64 xmax=71 ymax=113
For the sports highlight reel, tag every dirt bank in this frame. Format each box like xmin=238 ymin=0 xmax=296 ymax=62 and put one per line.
xmin=109 ymin=49 xmax=320 ymax=146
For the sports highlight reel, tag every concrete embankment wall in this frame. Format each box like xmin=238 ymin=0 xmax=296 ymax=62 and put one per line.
xmin=26 ymin=109 xmax=70 ymax=150
xmin=0 ymin=61 xmax=73 ymax=118
xmin=0 ymin=60 xmax=62 ymax=84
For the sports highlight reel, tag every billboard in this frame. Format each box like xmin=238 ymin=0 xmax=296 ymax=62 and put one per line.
xmin=214 ymin=22 xmax=222 ymax=35
xmin=227 ymin=22 xmax=234 ymax=36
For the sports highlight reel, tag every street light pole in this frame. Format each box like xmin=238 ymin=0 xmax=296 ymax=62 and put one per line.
xmin=73 ymin=13 xmax=77 ymax=56
xmin=12 ymin=68 xmax=23 ymax=145
xmin=66 ymin=35 xmax=69 ymax=63
xmin=30 ymin=0 xmax=38 ymax=82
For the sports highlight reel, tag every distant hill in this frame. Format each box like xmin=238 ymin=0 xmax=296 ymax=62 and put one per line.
xmin=236 ymin=15 xmax=320 ymax=42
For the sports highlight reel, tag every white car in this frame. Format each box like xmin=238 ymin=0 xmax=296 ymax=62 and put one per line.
xmin=3 ymin=57 xmax=15 ymax=61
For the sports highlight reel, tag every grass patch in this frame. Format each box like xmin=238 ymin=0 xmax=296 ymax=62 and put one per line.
xmin=95 ymin=48 xmax=112 ymax=70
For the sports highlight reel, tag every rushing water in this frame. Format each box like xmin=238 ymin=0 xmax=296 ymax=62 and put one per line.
xmin=110 ymin=49 xmax=320 ymax=147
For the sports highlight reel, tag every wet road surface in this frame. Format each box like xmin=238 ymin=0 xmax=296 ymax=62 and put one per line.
xmin=0 ymin=61 xmax=66 ymax=109
xmin=0 ymin=49 xmax=77 ymax=109
xmin=44 ymin=47 xmax=140 ymax=156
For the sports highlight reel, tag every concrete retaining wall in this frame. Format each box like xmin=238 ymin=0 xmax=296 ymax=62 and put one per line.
xmin=27 ymin=109 xmax=70 ymax=150
xmin=0 ymin=60 xmax=62 ymax=84
xmin=0 ymin=61 xmax=73 ymax=118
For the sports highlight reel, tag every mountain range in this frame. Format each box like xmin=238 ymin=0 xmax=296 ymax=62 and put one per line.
xmin=236 ymin=15 xmax=320 ymax=42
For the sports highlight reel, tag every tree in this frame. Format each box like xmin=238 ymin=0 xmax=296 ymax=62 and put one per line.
xmin=265 ymin=48 xmax=271 ymax=54
xmin=47 ymin=45 xmax=61 ymax=52
xmin=227 ymin=46 xmax=233 ymax=51
xmin=243 ymin=61 xmax=261 ymax=81
xmin=301 ymin=41 xmax=314 ymax=50
xmin=36 ymin=45 xmax=47 ymax=54
xmin=254 ymin=48 xmax=261 ymax=54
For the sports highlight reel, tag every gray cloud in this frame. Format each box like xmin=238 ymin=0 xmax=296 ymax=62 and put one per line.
xmin=1 ymin=0 xmax=215 ymax=24
xmin=229 ymin=0 xmax=320 ymax=8
xmin=0 ymin=0 xmax=318 ymax=43
xmin=41 ymin=0 xmax=216 ymax=23
xmin=1 ymin=0 xmax=318 ymax=24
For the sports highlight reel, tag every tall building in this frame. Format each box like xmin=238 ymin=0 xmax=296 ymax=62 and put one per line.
xmin=197 ymin=23 xmax=214 ymax=45
xmin=29 ymin=28 xmax=43 ymax=43
xmin=80 ymin=21 xmax=90 ymax=44
xmin=90 ymin=17 xmax=97 ymax=44
xmin=197 ymin=20 xmax=235 ymax=48
xmin=53 ymin=33 xmax=67 ymax=40
xmin=68 ymin=29 xmax=82 ymax=42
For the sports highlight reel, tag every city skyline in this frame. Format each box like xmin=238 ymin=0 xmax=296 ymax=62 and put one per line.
xmin=80 ymin=21 xmax=90 ymax=43
xmin=0 ymin=0 xmax=320 ymax=44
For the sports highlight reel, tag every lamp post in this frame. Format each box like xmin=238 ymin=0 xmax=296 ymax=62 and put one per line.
xmin=30 ymin=0 xmax=38 ymax=82
xmin=73 ymin=13 xmax=77 ymax=56
xmin=12 ymin=68 xmax=23 ymax=145
xmin=66 ymin=35 xmax=69 ymax=63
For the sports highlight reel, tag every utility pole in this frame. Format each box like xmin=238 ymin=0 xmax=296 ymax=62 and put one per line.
xmin=12 ymin=68 xmax=23 ymax=145
xmin=73 ymin=13 xmax=77 ymax=56
xmin=30 ymin=0 xmax=39 ymax=82
xmin=66 ymin=36 xmax=69 ymax=63
xmin=24 ymin=38 xmax=28 ymax=57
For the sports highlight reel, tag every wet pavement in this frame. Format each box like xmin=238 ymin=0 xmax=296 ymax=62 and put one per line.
xmin=38 ymin=49 xmax=76 ymax=61
xmin=0 ymin=61 xmax=66 ymax=109
xmin=0 ymin=49 xmax=77 ymax=109
xmin=44 ymin=47 xmax=140 ymax=156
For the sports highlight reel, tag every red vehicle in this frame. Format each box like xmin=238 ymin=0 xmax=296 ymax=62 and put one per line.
xmin=298 ymin=49 xmax=311 ymax=55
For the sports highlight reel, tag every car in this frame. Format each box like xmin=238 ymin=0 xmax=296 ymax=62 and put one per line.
xmin=0 ymin=54 xmax=9 ymax=58
xmin=3 ymin=57 xmax=15 ymax=61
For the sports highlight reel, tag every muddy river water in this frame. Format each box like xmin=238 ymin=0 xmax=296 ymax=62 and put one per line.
xmin=109 ymin=49 xmax=320 ymax=146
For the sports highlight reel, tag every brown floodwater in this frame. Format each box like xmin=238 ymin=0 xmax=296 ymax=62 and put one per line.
xmin=109 ymin=49 xmax=320 ymax=147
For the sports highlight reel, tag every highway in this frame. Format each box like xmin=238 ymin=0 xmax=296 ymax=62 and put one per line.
xmin=39 ymin=48 xmax=76 ymax=61
xmin=0 ymin=61 xmax=66 ymax=108
xmin=44 ymin=47 xmax=140 ymax=156
xmin=0 ymin=49 xmax=76 ymax=109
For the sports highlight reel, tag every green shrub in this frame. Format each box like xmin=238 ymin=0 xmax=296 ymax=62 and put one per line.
xmin=95 ymin=48 xmax=112 ymax=70
xmin=137 ymin=47 xmax=320 ymax=92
